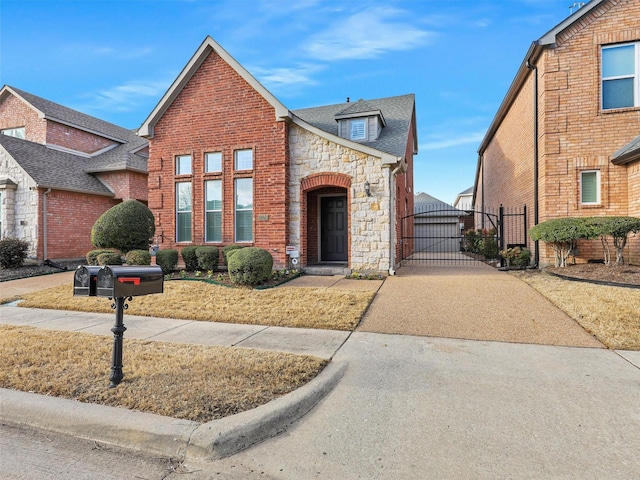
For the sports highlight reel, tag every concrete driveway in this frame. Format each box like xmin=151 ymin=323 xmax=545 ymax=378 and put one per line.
xmin=358 ymin=264 xmax=603 ymax=347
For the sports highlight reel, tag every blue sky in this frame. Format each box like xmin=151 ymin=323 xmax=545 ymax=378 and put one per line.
xmin=1 ymin=0 xmax=581 ymax=204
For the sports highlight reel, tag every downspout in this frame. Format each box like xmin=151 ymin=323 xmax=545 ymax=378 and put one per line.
xmin=388 ymin=161 xmax=403 ymax=276
xmin=43 ymin=188 xmax=51 ymax=260
xmin=526 ymin=59 xmax=540 ymax=267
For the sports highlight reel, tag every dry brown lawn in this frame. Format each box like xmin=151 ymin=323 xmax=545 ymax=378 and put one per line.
xmin=511 ymin=270 xmax=640 ymax=350
xmin=0 ymin=325 xmax=326 ymax=422
xmin=17 ymin=281 xmax=375 ymax=331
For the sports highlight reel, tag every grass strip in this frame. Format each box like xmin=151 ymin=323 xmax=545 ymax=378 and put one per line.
xmin=0 ymin=325 xmax=327 ymax=422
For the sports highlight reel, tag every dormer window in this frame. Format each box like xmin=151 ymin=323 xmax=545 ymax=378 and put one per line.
xmin=350 ymin=119 xmax=366 ymax=140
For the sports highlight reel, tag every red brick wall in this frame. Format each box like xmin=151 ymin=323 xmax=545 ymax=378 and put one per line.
xmin=147 ymin=49 xmax=290 ymax=267
xmin=37 ymin=189 xmax=118 ymax=259
xmin=0 ymin=93 xmax=46 ymax=143
xmin=97 ymin=171 xmax=149 ymax=202
xmin=396 ymin=111 xmax=416 ymax=266
xmin=46 ymin=121 xmax=116 ymax=154
xmin=479 ymin=0 xmax=640 ymax=266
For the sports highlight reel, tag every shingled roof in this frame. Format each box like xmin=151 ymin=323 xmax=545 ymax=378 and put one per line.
xmin=0 ymin=135 xmax=114 ymax=195
xmin=4 ymin=86 xmax=142 ymax=145
xmin=612 ymin=133 xmax=640 ymax=165
xmin=293 ymin=94 xmax=416 ymax=159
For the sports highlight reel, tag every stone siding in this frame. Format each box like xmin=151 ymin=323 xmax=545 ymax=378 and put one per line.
xmin=290 ymin=124 xmax=392 ymax=272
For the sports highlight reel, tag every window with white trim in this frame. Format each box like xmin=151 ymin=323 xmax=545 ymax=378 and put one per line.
xmin=176 ymin=154 xmax=192 ymax=175
xmin=205 ymin=180 xmax=222 ymax=242
xmin=1 ymin=127 xmax=25 ymax=139
xmin=235 ymin=178 xmax=253 ymax=242
xmin=176 ymin=182 xmax=192 ymax=242
xmin=205 ymin=152 xmax=222 ymax=173
xmin=234 ymin=149 xmax=253 ymax=170
xmin=350 ymin=119 xmax=366 ymax=140
xmin=580 ymin=170 xmax=600 ymax=205
xmin=602 ymin=42 xmax=639 ymax=110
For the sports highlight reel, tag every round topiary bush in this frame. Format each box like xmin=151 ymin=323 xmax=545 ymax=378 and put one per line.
xmin=222 ymin=244 xmax=245 ymax=265
xmin=156 ymin=249 xmax=178 ymax=274
xmin=196 ymin=246 xmax=219 ymax=271
xmin=228 ymin=247 xmax=273 ymax=286
xmin=181 ymin=246 xmax=199 ymax=271
xmin=91 ymin=200 xmax=155 ymax=253
xmin=86 ymin=249 xmax=117 ymax=266
xmin=96 ymin=252 xmax=123 ymax=266
xmin=0 ymin=237 xmax=30 ymax=269
xmin=125 ymin=249 xmax=151 ymax=265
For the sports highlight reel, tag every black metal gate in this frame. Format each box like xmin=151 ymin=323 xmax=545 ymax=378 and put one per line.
xmin=401 ymin=205 xmax=528 ymax=266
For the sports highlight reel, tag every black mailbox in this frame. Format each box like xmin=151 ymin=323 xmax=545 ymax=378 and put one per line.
xmin=96 ymin=265 xmax=164 ymax=298
xmin=73 ymin=265 xmax=102 ymax=296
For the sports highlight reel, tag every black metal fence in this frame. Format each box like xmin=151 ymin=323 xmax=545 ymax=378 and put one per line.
xmin=401 ymin=205 xmax=527 ymax=267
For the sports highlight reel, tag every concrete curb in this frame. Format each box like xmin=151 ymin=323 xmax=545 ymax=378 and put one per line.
xmin=0 ymin=359 xmax=347 ymax=460
xmin=187 ymin=359 xmax=347 ymax=459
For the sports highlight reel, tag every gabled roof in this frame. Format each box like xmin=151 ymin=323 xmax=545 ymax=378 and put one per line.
xmin=139 ymin=36 xmax=417 ymax=169
xmin=334 ymin=98 xmax=386 ymax=126
xmin=0 ymin=135 xmax=114 ymax=195
xmin=414 ymin=192 xmax=464 ymax=216
xmin=139 ymin=36 xmax=290 ymax=138
xmin=293 ymin=94 xmax=416 ymax=159
xmin=612 ymin=133 xmax=640 ymax=165
xmin=1 ymin=85 xmax=137 ymax=144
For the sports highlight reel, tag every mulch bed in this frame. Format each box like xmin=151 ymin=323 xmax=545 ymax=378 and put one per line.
xmin=545 ymin=263 xmax=640 ymax=288
xmin=0 ymin=260 xmax=84 ymax=282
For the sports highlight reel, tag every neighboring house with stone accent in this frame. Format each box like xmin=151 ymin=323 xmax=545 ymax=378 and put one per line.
xmin=0 ymin=85 xmax=149 ymax=260
xmin=475 ymin=0 xmax=640 ymax=266
xmin=139 ymin=36 xmax=417 ymax=273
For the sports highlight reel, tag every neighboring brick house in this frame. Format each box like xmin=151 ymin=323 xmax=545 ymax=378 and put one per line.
xmin=139 ymin=36 xmax=417 ymax=273
xmin=0 ymin=86 xmax=149 ymax=260
xmin=475 ymin=0 xmax=640 ymax=266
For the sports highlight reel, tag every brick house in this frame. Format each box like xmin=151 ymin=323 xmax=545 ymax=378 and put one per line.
xmin=139 ymin=36 xmax=417 ymax=273
xmin=0 ymin=86 xmax=149 ymax=260
xmin=475 ymin=0 xmax=640 ymax=266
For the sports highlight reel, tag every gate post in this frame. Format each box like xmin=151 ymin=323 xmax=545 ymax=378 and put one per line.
xmin=499 ymin=205 xmax=505 ymax=268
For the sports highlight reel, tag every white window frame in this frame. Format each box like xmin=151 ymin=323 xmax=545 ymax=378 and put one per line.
xmin=1 ymin=127 xmax=25 ymax=139
xmin=349 ymin=119 xmax=366 ymax=140
xmin=234 ymin=149 xmax=253 ymax=170
xmin=602 ymin=42 xmax=640 ymax=110
xmin=176 ymin=154 xmax=192 ymax=175
xmin=176 ymin=182 xmax=192 ymax=242
xmin=205 ymin=152 xmax=222 ymax=173
xmin=580 ymin=170 xmax=601 ymax=205
xmin=205 ymin=179 xmax=222 ymax=243
xmin=235 ymin=178 xmax=253 ymax=243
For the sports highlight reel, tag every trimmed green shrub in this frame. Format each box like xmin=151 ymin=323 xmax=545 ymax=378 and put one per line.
xmin=530 ymin=217 xmax=598 ymax=267
xmin=181 ymin=246 xmax=199 ymax=271
xmin=228 ymin=247 xmax=273 ymax=285
xmin=125 ymin=249 xmax=151 ymax=265
xmin=91 ymin=200 xmax=155 ymax=253
xmin=0 ymin=237 xmax=30 ymax=269
xmin=222 ymin=244 xmax=245 ymax=265
xmin=86 ymin=249 xmax=117 ymax=266
xmin=96 ymin=252 xmax=123 ymax=266
xmin=196 ymin=246 xmax=219 ymax=271
xmin=156 ymin=249 xmax=178 ymax=274
xmin=586 ymin=216 xmax=640 ymax=266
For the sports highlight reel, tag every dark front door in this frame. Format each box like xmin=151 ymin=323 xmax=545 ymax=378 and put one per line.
xmin=321 ymin=196 xmax=347 ymax=262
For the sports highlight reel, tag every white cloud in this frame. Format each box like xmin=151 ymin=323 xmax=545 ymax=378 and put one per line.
xmin=421 ymin=131 xmax=485 ymax=151
xmin=250 ymin=64 xmax=323 ymax=89
xmin=304 ymin=7 xmax=434 ymax=61
xmin=80 ymin=79 xmax=170 ymax=113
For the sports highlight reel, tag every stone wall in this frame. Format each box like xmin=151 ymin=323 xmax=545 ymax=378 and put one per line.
xmin=289 ymin=124 xmax=392 ymax=272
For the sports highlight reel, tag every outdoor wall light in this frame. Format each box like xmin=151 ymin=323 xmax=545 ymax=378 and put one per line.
xmin=364 ymin=181 xmax=371 ymax=197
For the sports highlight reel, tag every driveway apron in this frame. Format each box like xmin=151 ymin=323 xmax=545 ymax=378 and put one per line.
xmin=357 ymin=264 xmax=603 ymax=348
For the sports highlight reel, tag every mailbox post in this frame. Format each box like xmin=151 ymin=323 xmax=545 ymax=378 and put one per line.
xmin=74 ymin=265 xmax=164 ymax=388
